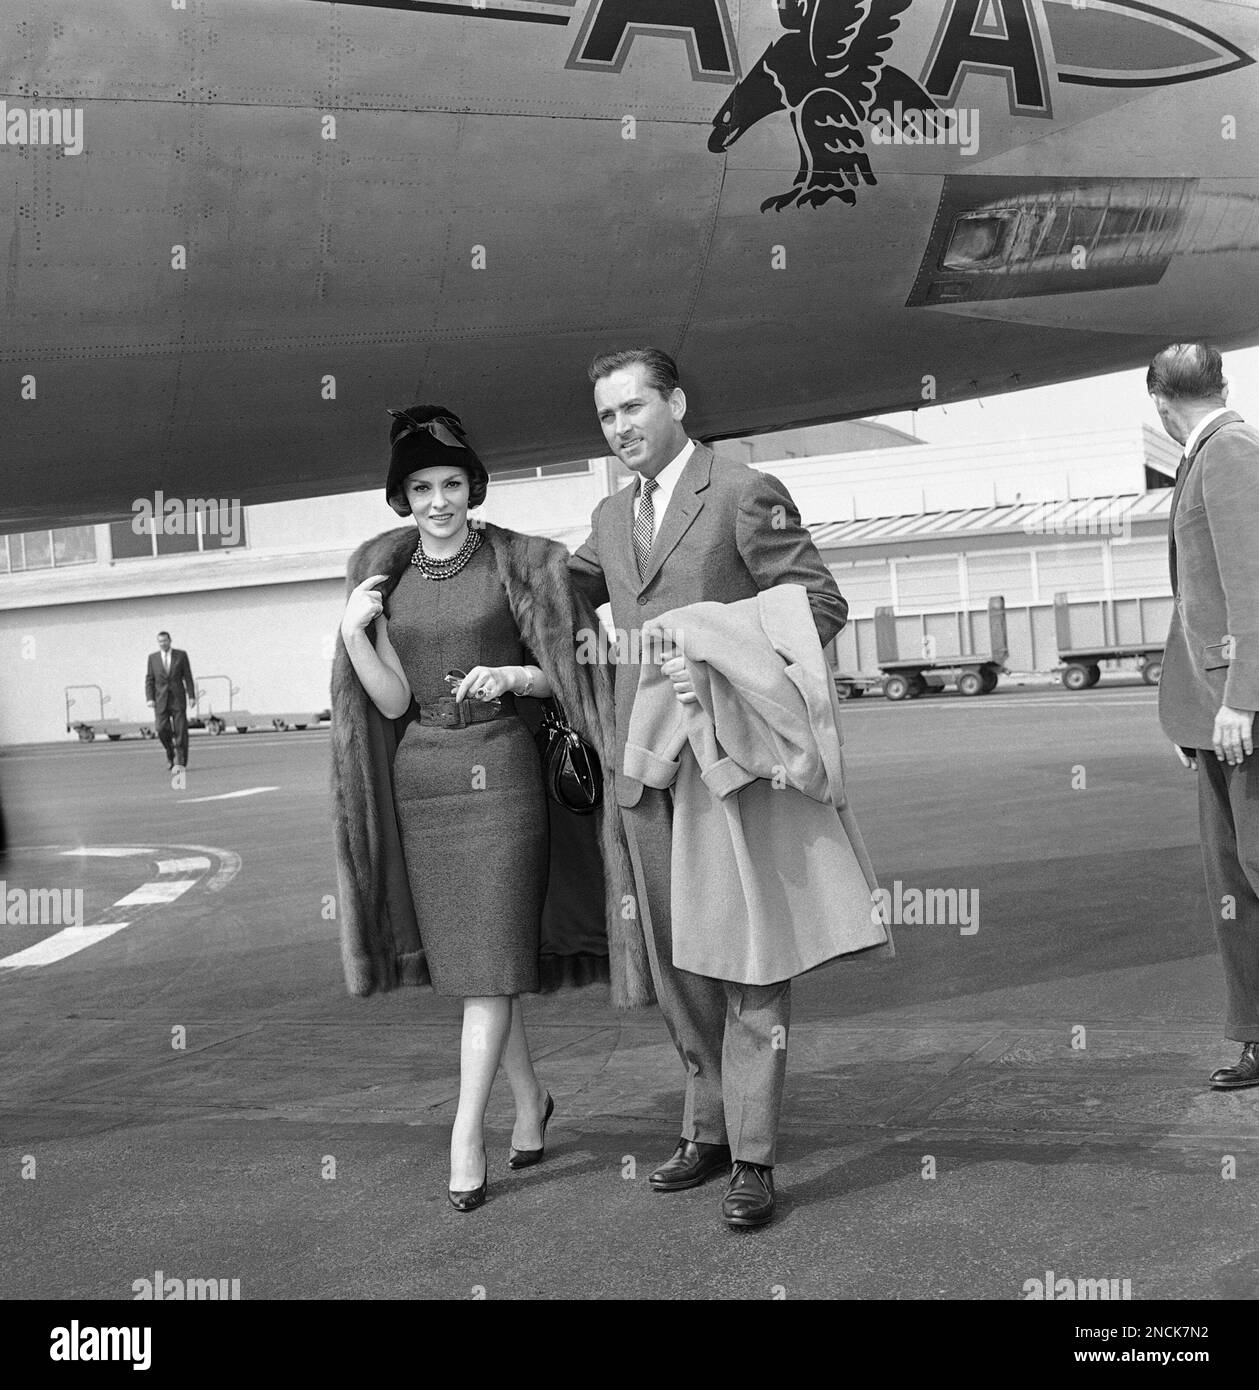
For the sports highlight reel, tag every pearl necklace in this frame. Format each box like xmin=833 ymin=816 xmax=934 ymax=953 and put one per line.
xmin=411 ymin=525 xmax=483 ymax=580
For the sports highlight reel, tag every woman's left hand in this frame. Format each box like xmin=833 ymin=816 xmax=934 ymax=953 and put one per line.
xmin=455 ymin=666 xmax=509 ymax=702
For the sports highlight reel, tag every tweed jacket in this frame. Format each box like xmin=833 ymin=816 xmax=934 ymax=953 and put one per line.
xmin=623 ymin=584 xmax=890 ymax=985
xmin=569 ymin=443 xmax=848 ymax=808
xmin=1160 ymin=411 xmax=1259 ymax=748
xmin=330 ymin=521 xmax=653 ymax=1006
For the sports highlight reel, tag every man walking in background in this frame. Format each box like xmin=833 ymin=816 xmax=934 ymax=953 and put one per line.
xmin=1150 ymin=342 xmax=1259 ymax=1089
xmin=145 ymin=630 xmax=196 ymax=773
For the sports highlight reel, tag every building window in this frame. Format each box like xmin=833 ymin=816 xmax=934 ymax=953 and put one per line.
xmin=495 ymin=460 xmax=592 ymax=482
xmin=108 ymin=509 xmax=248 ymax=560
xmin=964 ymin=550 xmax=1036 ymax=606
xmin=1 ymin=526 xmax=97 ymax=573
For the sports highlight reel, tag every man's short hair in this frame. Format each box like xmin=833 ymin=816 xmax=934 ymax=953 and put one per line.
xmin=157 ymin=631 xmax=171 ymax=640
xmin=587 ymin=347 xmax=681 ymax=398
xmin=1146 ymin=343 xmax=1227 ymax=400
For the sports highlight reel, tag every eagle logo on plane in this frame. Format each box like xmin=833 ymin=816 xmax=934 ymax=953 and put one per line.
xmin=705 ymin=0 xmax=1254 ymax=213
xmin=708 ymin=0 xmax=934 ymax=211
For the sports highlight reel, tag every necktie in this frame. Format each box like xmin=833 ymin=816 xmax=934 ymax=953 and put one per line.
xmin=162 ymin=652 xmax=170 ymax=672
xmin=633 ymin=477 xmax=658 ymax=578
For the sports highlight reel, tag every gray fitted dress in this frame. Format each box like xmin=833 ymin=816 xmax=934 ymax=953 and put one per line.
xmin=384 ymin=540 xmax=547 ymax=996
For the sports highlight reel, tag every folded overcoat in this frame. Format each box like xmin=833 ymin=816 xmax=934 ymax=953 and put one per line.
xmin=624 ymin=584 xmax=891 ymax=985
xmin=331 ymin=521 xmax=653 ymax=1007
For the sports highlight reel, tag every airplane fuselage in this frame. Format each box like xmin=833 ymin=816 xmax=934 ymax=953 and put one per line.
xmin=2 ymin=0 xmax=1258 ymax=527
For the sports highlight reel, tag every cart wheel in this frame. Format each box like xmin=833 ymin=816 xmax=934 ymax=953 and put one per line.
xmin=883 ymin=675 xmax=910 ymax=702
xmin=980 ymin=667 xmax=1000 ymax=693
xmin=141 ymin=726 xmax=155 ymax=739
xmin=907 ymin=674 xmax=928 ymax=698
xmin=207 ymin=718 xmax=224 ymax=736
xmin=1142 ymin=660 xmax=1162 ymax=686
xmin=834 ymin=682 xmax=853 ymax=701
xmin=272 ymin=719 xmax=289 ymax=731
xmin=957 ymin=671 xmax=985 ymax=697
xmin=1086 ymin=664 xmax=1102 ymax=687
xmin=77 ymin=727 xmax=94 ymax=741
xmin=1063 ymin=664 xmax=1092 ymax=692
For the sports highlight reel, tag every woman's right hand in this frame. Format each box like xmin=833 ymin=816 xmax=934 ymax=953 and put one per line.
xmin=341 ymin=574 xmax=390 ymax=636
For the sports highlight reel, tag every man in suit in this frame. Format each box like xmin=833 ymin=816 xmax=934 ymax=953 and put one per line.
xmin=1151 ymin=342 xmax=1259 ymax=1089
xmin=145 ymin=631 xmax=196 ymax=772
xmin=570 ymin=347 xmax=847 ymax=1228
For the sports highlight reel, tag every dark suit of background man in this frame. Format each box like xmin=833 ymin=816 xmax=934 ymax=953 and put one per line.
xmin=570 ymin=347 xmax=847 ymax=1230
xmin=145 ymin=631 xmax=196 ymax=771
xmin=1151 ymin=342 xmax=1259 ymax=1090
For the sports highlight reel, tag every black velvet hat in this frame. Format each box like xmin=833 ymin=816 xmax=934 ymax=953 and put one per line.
xmin=385 ymin=404 xmax=489 ymax=515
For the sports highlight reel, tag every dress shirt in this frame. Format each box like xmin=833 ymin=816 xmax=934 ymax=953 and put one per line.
xmin=1182 ymin=406 xmax=1232 ymax=462
xmin=636 ymin=438 xmax=695 ymax=545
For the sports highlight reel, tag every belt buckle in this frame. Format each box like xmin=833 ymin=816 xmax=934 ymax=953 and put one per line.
xmin=421 ymin=697 xmax=459 ymax=727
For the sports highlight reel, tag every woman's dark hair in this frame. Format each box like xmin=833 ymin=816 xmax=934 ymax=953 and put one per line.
xmin=385 ymin=404 xmax=489 ymax=514
xmin=1146 ymin=343 xmax=1227 ymax=401
xmin=587 ymin=347 xmax=681 ymax=398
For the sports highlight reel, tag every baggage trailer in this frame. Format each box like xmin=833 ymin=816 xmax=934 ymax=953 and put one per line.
xmin=203 ymin=710 xmax=330 ymax=734
xmin=874 ymin=597 xmax=1008 ymax=700
xmin=832 ymin=673 xmax=883 ymax=700
xmin=69 ymin=719 xmax=155 ymax=742
xmin=1053 ymin=592 xmax=1164 ymax=691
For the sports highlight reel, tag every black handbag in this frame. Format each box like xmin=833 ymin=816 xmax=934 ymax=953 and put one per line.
xmin=534 ymin=701 xmax=603 ymax=814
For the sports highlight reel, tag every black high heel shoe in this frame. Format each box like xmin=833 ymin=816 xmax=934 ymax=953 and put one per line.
xmin=448 ymin=1150 xmax=488 ymax=1212
xmin=508 ymin=1091 xmax=554 ymax=1170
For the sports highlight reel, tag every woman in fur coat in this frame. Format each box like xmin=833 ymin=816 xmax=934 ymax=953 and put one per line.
xmin=332 ymin=405 xmax=651 ymax=1212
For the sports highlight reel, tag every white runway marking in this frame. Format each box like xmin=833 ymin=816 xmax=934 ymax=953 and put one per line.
xmin=0 ymin=843 xmax=238 ymax=970
xmin=114 ymin=880 xmax=200 ymax=907
xmin=61 ymin=846 xmax=156 ymax=857
xmin=0 ymin=924 xmax=131 ymax=968
xmin=177 ymin=786 xmax=278 ymax=803
xmin=156 ymin=857 xmax=212 ymax=876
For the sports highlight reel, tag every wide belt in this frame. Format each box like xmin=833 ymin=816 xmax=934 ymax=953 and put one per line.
xmin=412 ymin=692 xmax=515 ymax=728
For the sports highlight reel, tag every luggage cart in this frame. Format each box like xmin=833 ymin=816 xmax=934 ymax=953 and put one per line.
xmin=832 ymin=673 xmax=883 ymax=700
xmin=874 ymin=597 xmax=1008 ymax=700
xmin=1053 ymin=593 xmax=1164 ymax=691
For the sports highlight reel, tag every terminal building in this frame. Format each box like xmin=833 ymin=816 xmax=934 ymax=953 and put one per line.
xmin=0 ymin=420 xmax=1179 ymax=745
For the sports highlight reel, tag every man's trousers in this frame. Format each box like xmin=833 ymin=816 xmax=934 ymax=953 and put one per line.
xmin=621 ymin=786 xmax=790 ymax=1166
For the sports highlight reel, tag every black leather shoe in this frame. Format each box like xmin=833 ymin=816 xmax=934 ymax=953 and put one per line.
xmin=448 ymin=1152 xmax=488 ymax=1212
xmin=722 ymin=1162 xmax=775 ymax=1229
xmin=1210 ymin=1042 xmax=1259 ymax=1090
xmin=649 ymin=1138 xmax=732 ymax=1192
xmin=508 ymin=1091 xmax=554 ymax=1170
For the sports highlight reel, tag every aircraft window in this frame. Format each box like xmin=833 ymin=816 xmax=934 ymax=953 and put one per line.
xmin=941 ymin=214 xmax=1011 ymax=269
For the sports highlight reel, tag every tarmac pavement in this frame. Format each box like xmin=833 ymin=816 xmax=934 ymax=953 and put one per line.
xmin=1 ymin=679 xmax=1256 ymax=1300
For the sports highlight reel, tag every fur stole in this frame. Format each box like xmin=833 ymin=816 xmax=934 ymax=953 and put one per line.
xmin=330 ymin=521 xmax=654 ymax=1008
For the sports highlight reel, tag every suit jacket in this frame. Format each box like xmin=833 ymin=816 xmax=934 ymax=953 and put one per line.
xmin=624 ymin=585 xmax=889 ymax=984
xmin=1159 ymin=411 xmax=1259 ymax=748
xmin=569 ymin=443 xmax=848 ymax=807
xmin=145 ymin=649 xmax=195 ymax=713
